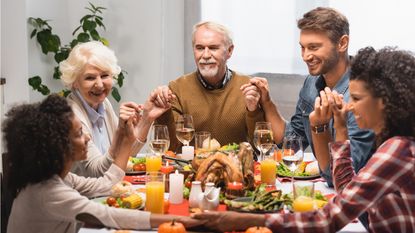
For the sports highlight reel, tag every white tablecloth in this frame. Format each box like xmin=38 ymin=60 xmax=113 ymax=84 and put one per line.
xmin=79 ymin=182 xmax=367 ymax=233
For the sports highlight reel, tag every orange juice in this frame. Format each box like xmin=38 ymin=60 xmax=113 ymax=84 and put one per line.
xmin=146 ymin=155 xmax=162 ymax=172
xmin=260 ymin=158 xmax=276 ymax=185
xmin=145 ymin=181 xmax=165 ymax=213
xmin=292 ymin=196 xmax=315 ymax=212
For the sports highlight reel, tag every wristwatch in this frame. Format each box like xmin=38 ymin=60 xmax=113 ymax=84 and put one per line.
xmin=311 ymin=123 xmax=329 ymax=134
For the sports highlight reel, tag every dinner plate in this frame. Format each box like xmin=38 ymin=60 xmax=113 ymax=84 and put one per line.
xmin=226 ymin=197 xmax=283 ymax=214
xmin=91 ymin=193 xmax=145 ymax=210
xmin=125 ymin=170 xmax=146 ymax=176
xmin=278 ymin=173 xmax=321 ymax=180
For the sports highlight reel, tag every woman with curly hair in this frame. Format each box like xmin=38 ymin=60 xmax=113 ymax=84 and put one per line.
xmin=4 ymin=94 xmax=199 ymax=233
xmin=194 ymin=47 xmax=415 ymax=232
xmin=59 ymin=41 xmax=175 ymax=177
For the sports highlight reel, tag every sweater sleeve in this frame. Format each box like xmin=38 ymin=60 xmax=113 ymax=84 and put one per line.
xmin=47 ymin=167 xmax=151 ymax=230
xmin=64 ymin=164 xmax=125 ymax=198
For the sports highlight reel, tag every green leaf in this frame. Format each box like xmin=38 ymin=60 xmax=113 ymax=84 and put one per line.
xmin=72 ymin=25 xmax=82 ymax=36
xmin=79 ymin=14 xmax=93 ymax=24
xmin=117 ymin=72 xmax=124 ymax=87
xmin=111 ymin=87 xmax=121 ymax=102
xmin=77 ymin=32 xmax=90 ymax=42
xmin=70 ymin=39 xmax=79 ymax=48
xmin=28 ymin=76 xmax=42 ymax=88
xmin=30 ymin=29 xmax=37 ymax=38
xmin=48 ymin=34 xmax=61 ymax=53
xmin=39 ymin=84 xmax=51 ymax=95
xmin=53 ymin=66 xmax=61 ymax=80
xmin=36 ymin=30 xmax=53 ymax=54
xmin=82 ymin=20 xmax=96 ymax=31
xmin=100 ymin=37 xmax=109 ymax=46
xmin=95 ymin=18 xmax=106 ymax=30
xmin=54 ymin=49 xmax=69 ymax=63
xmin=62 ymin=89 xmax=71 ymax=97
xmin=89 ymin=29 xmax=100 ymax=41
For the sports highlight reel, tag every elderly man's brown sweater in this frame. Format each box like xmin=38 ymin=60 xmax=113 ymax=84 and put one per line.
xmin=157 ymin=71 xmax=264 ymax=152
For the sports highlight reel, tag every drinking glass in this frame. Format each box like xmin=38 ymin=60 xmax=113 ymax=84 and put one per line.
xmin=145 ymin=172 xmax=165 ymax=214
xmin=260 ymin=144 xmax=277 ymax=188
xmin=253 ymin=122 xmax=274 ymax=161
xmin=281 ymin=136 xmax=304 ymax=186
xmin=194 ymin=131 xmax=211 ymax=155
xmin=175 ymin=114 xmax=195 ymax=146
xmin=149 ymin=124 xmax=170 ymax=156
xmin=292 ymin=181 xmax=315 ymax=212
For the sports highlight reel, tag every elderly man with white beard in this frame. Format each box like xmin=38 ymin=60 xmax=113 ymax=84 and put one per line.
xmin=155 ymin=21 xmax=264 ymax=152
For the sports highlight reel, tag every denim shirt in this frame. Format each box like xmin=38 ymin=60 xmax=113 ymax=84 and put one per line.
xmin=285 ymin=69 xmax=375 ymax=187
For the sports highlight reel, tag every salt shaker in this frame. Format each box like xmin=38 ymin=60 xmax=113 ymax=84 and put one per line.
xmin=188 ymin=181 xmax=202 ymax=209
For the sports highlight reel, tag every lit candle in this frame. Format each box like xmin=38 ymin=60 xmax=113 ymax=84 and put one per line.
xmin=227 ymin=181 xmax=243 ymax=190
xmin=181 ymin=146 xmax=194 ymax=161
xmin=169 ymin=170 xmax=184 ymax=204
xmin=161 ymin=161 xmax=174 ymax=174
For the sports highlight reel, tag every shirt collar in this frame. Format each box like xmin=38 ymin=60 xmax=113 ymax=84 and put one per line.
xmin=197 ymin=67 xmax=233 ymax=90
xmin=314 ymin=68 xmax=350 ymax=95
xmin=74 ymin=89 xmax=105 ymax=125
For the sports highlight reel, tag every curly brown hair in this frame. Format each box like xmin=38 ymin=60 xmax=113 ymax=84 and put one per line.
xmin=297 ymin=7 xmax=349 ymax=44
xmin=2 ymin=94 xmax=73 ymax=194
xmin=351 ymin=46 xmax=415 ymax=144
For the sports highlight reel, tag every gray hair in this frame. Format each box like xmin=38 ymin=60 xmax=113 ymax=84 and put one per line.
xmin=59 ymin=41 xmax=121 ymax=88
xmin=192 ymin=21 xmax=233 ymax=47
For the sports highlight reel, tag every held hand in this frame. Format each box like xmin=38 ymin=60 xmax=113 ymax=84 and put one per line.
xmin=241 ymin=83 xmax=261 ymax=111
xmin=119 ymin=102 xmax=141 ymax=129
xmin=143 ymin=86 xmax=176 ymax=121
xmin=193 ymin=211 xmax=246 ymax=232
xmin=248 ymin=77 xmax=272 ymax=105
xmin=309 ymin=87 xmax=334 ymax=127
xmin=330 ymin=90 xmax=348 ymax=135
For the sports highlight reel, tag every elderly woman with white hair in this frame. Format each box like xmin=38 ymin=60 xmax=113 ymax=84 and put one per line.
xmin=59 ymin=41 xmax=174 ymax=177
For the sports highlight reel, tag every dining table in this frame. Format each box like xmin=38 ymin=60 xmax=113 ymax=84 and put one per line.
xmin=79 ymin=175 xmax=368 ymax=233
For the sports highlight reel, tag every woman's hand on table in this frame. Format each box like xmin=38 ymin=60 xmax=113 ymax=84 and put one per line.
xmin=192 ymin=211 xmax=266 ymax=232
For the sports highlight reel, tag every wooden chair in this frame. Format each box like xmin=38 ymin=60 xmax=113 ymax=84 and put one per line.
xmin=1 ymin=153 xmax=14 ymax=233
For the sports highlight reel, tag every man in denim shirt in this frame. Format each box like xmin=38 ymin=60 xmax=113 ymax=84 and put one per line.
xmin=247 ymin=7 xmax=374 ymax=187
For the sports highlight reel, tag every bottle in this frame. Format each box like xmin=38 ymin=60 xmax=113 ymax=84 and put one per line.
xmin=188 ymin=181 xmax=202 ymax=209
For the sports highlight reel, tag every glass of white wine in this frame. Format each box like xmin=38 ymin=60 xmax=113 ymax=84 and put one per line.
xmin=282 ymin=136 xmax=304 ymax=186
xmin=149 ymin=124 xmax=170 ymax=156
xmin=253 ymin=122 xmax=274 ymax=161
xmin=175 ymin=114 xmax=195 ymax=146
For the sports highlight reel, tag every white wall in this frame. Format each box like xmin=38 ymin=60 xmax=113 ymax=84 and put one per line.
xmin=201 ymin=0 xmax=415 ymax=75
xmin=25 ymin=0 xmax=185 ymax=109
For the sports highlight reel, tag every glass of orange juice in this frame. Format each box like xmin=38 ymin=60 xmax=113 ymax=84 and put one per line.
xmin=260 ymin=145 xmax=277 ymax=188
xmin=145 ymin=172 xmax=165 ymax=214
xmin=292 ymin=181 xmax=315 ymax=212
xmin=146 ymin=154 xmax=162 ymax=172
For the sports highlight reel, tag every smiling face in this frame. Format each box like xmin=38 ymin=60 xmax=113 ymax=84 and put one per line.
xmin=73 ymin=64 xmax=113 ymax=110
xmin=69 ymin=115 xmax=90 ymax=161
xmin=300 ymin=30 xmax=340 ymax=76
xmin=348 ymin=80 xmax=385 ymax=134
xmin=193 ymin=26 xmax=233 ymax=85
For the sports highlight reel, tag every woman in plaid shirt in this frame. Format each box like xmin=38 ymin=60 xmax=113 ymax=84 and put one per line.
xmin=194 ymin=47 xmax=415 ymax=233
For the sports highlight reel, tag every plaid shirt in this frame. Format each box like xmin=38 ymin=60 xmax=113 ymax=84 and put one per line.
xmin=265 ymin=136 xmax=415 ymax=233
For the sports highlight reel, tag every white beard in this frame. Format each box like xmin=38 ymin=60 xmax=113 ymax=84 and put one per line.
xmin=199 ymin=65 xmax=218 ymax=79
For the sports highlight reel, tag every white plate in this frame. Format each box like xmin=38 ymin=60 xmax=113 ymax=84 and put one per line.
xmin=91 ymin=192 xmax=146 ymax=210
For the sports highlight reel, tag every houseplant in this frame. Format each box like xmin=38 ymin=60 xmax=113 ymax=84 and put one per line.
xmin=28 ymin=2 xmax=125 ymax=101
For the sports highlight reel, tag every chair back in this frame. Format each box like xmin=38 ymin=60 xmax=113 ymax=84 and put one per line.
xmin=1 ymin=153 xmax=15 ymax=233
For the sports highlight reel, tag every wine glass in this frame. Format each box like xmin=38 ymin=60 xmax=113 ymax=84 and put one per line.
xmin=281 ymin=136 xmax=304 ymax=186
xmin=149 ymin=124 xmax=170 ymax=156
xmin=175 ymin=114 xmax=195 ymax=146
xmin=253 ymin=122 xmax=274 ymax=161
